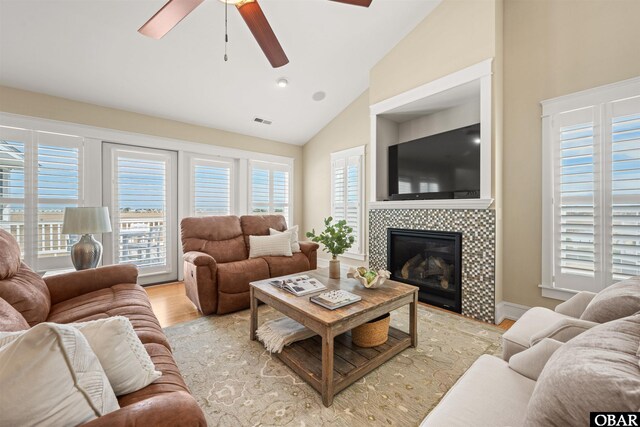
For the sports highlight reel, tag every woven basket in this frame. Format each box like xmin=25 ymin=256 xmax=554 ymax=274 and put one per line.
xmin=352 ymin=313 xmax=391 ymax=348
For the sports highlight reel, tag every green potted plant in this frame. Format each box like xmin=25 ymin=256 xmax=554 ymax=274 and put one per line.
xmin=306 ymin=217 xmax=355 ymax=279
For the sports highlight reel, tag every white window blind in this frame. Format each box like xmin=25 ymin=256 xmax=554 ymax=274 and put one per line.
xmin=114 ymin=153 xmax=168 ymax=270
xmin=553 ymin=107 xmax=601 ymax=291
xmin=609 ymin=98 xmax=640 ymax=280
xmin=543 ymin=79 xmax=640 ymax=295
xmin=191 ymin=157 xmax=233 ymax=216
xmin=331 ymin=146 xmax=365 ymax=257
xmin=249 ymin=160 xmax=291 ymax=224
xmin=0 ymin=126 xmax=83 ymax=271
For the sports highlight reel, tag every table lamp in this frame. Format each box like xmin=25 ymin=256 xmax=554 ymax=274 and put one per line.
xmin=62 ymin=207 xmax=112 ymax=270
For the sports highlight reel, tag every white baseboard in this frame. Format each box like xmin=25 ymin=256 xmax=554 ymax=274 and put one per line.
xmin=495 ymin=301 xmax=530 ymax=324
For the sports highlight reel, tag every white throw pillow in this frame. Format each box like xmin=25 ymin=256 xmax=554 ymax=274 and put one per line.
xmin=270 ymin=225 xmax=301 ymax=253
xmin=0 ymin=323 xmax=120 ymax=427
xmin=71 ymin=316 xmax=162 ymax=395
xmin=249 ymin=233 xmax=293 ymax=258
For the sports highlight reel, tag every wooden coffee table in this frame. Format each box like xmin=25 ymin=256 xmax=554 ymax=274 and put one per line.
xmin=249 ymin=268 xmax=418 ymax=407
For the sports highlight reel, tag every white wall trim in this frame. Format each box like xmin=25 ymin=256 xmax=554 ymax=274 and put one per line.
xmin=370 ymin=59 xmax=493 ymax=115
xmin=495 ymin=301 xmax=531 ymax=324
xmin=369 ymin=198 xmax=494 ymax=210
xmin=539 ymin=284 xmax=578 ymax=301
xmin=541 ymin=75 xmax=640 ymax=115
xmin=0 ymin=112 xmax=294 ymax=166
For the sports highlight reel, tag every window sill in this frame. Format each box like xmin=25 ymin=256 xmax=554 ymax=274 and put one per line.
xmin=539 ymin=284 xmax=579 ymax=301
xmin=339 ymin=252 xmax=367 ymax=262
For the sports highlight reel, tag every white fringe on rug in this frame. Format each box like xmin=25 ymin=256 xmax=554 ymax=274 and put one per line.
xmin=256 ymin=317 xmax=316 ymax=353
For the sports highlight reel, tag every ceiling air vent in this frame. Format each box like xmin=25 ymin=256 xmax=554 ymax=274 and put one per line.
xmin=254 ymin=117 xmax=272 ymax=125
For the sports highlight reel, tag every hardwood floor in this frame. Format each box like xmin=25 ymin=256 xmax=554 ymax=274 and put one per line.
xmin=145 ymin=282 xmax=200 ymax=328
xmin=146 ymin=281 xmax=516 ymax=330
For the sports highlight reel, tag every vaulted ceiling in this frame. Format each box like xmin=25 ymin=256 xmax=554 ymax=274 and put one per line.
xmin=0 ymin=0 xmax=440 ymax=145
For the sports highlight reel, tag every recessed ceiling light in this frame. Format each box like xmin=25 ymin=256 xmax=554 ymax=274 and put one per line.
xmin=277 ymin=78 xmax=288 ymax=88
xmin=312 ymin=91 xmax=326 ymax=101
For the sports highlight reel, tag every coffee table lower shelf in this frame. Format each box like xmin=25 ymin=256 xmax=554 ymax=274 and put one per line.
xmin=276 ymin=326 xmax=411 ymax=400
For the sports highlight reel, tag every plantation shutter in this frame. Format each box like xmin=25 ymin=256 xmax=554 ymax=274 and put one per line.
xmin=113 ymin=151 xmax=169 ymax=270
xmin=608 ymin=96 xmax=640 ymax=280
xmin=191 ymin=158 xmax=232 ymax=216
xmin=0 ymin=127 xmax=30 ymax=259
xmin=249 ymin=160 xmax=291 ymax=225
xmin=331 ymin=147 xmax=364 ymax=256
xmin=552 ymin=107 xmax=601 ymax=292
xmin=35 ymin=132 xmax=83 ymax=270
xmin=331 ymin=158 xmax=346 ymax=223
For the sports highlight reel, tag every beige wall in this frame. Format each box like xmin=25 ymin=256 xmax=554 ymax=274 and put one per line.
xmin=369 ymin=0 xmax=498 ymax=105
xmin=0 ymin=85 xmax=303 ymax=226
xmin=502 ymin=0 xmax=640 ymax=308
xmin=302 ymin=90 xmax=370 ymax=266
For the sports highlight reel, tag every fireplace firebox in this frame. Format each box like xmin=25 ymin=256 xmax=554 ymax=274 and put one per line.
xmin=387 ymin=228 xmax=462 ymax=313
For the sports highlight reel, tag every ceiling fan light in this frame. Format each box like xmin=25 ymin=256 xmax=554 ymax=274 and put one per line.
xmin=277 ymin=78 xmax=288 ymax=88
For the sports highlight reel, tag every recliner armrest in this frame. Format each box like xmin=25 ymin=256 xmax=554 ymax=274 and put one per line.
xmin=299 ymin=241 xmax=319 ymax=270
xmin=45 ymin=264 xmax=139 ymax=305
xmin=81 ymin=391 xmax=206 ymax=427
xmin=554 ymin=291 xmax=597 ymax=318
xmin=183 ymin=251 xmax=217 ymax=268
xmin=529 ymin=317 xmax=598 ymax=346
xmin=509 ymin=338 xmax=563 ymax=381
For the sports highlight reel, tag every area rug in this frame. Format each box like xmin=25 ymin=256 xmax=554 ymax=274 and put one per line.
xmin=164 ymin=305 xmax=503 ymax=427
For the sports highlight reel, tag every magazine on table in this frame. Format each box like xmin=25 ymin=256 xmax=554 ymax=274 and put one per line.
xmin=310 ymin=289 xmax=362 ymax=310
xmin=269 ymin=275 xmax=326 ymax=297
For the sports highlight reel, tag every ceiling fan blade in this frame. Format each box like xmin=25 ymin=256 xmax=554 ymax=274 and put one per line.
xmin=329 ymin=0 xmax=372 ymax=7
xmin=138 ymin=0 xmax=205 ymax=39
xmin=236 ymin=0 xmax=289 ymax=68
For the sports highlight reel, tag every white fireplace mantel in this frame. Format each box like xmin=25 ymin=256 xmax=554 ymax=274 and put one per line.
xmin=368 ymin=198 xmax=494 ymax=210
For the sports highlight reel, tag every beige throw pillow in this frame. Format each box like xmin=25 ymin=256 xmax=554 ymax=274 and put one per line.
xmin=523 ymin=313 xmax=640 ymax=426
xmin=580 ymin=276 xmax=640 ymax=323
xmin=249 ymin=233 xmax=293 ymax=258
xmin=72 ymin=316 xmax=162 ymax=395
xmin=269 ymin=225 xmax=301 ymax=253
xmin=0 ymin=323 xmax=120 ymax=426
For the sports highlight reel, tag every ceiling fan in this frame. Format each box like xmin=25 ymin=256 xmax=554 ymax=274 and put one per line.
xmin=138 ymin=0 xmax=372 ymax=68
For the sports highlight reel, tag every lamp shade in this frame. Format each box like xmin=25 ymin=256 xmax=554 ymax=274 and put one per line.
xmin=62 ymin=207 xmax=112 ymax=235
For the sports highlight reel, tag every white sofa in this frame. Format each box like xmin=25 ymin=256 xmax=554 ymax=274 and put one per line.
xmin=501 ymin=276 xmax=640 ymax=360
xmin=421 ymin=313 xmax=640 ymax=427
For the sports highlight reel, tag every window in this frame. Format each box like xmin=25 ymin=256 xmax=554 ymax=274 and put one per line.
xmin=331 ymin=146 xmax=365 ymax=257
xmin=189 ymin=156 xmax=234 ymax=217
xmin=542 ymin=78 xmax=640 ymax=296
xmin=0 ymin=126 xmax=84 ymax=271
xmin=249 ymin=160 xmax=292 ymax=225
xmin=102 ymin=144 xmax=177 ymax=283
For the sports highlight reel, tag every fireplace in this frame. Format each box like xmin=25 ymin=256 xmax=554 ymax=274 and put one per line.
xmin=387 ymin=228 xmax=462 ymax=313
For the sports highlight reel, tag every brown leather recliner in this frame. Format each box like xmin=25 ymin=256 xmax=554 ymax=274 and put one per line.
xmin=181 ymin=215 xmax=319 ymax=315
xmin=0 ymin=229 xmax=206 ymax=427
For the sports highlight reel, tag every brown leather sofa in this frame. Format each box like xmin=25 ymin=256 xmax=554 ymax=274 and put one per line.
xmin=181 ymin=215 xmax=319 ymax=315
xmin=0 ymin=229 xmax=206 ymax=426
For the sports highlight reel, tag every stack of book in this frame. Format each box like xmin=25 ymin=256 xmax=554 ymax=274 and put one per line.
xmin=310 ymin=290 xmax=362 ymax=310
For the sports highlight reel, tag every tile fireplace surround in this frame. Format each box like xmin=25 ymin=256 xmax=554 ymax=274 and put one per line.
xmin=369 ymin=208 xmax=496 ymax=323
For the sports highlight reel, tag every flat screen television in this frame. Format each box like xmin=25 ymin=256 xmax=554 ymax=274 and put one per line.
xmin=388 ymin=123 xmax=481 ymax=200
